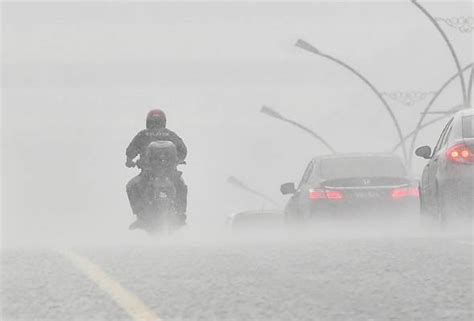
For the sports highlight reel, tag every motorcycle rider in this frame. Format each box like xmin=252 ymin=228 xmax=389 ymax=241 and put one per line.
xmin=126 ymin=109 xmax=188 ymax=225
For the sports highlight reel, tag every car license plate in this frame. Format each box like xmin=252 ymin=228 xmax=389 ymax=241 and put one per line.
xmin=354 ymin=191 xmax=380 ymax=198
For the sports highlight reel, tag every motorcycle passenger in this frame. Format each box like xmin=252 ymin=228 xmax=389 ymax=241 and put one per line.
xmin=126 ymin=109 xmax=188 ymax=224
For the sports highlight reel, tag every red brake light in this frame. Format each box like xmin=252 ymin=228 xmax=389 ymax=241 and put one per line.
xmin=447 ymin=144 xmax=474 ymax=164
xmin=309 ymin=189 xmax=344 ymax=201
xmin=391 ymin=187 xmax=419 ymax=199
xmin=326 ymin=191 xmax=344 ymax=200
xmin=309 ymin=190 xmax=326 ymax=200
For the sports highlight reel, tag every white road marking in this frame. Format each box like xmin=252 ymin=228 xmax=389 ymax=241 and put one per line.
xmin=59 ymin=249 xmax=162 ymax=321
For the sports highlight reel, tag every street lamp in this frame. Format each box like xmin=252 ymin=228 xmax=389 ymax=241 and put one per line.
xmin=226 ymin=176 xmax=280 ymax=207
xmin=392 ymin=103 xmax=464 ymax=153
xmin=405 ymin=63 xmax=473 ymax=168
xmin=412 ymin=0 xmax=468 ymax=106
xmin=420 ymin=107 xmax=464 ymax=115
xmin=295 ymin=38 xmax=408 ymax=163
xmin=261 ymin=105 xmax=336 ymax=154
xmin=392 ymin=114 xmax=449 ymax=152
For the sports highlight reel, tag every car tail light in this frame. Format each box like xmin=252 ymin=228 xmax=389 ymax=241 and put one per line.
xmin=447 ymin=144 xmax=474 ymax=164
xmin=309 ymin=189 xmax=325 ymax=200
xmin=391 ymin=187 xmax=419 ymax=199
xmin=326 ymin=191 xmax=344 ymax=200
xmin=309 ymin=189 xmax=344 ymax=201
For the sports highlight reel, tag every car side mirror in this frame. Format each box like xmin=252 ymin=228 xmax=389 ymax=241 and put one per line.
xmin=280 ymin=182 xmax=296 ymax=195
xmin=415 ymin=146 xmax=432 ymax=159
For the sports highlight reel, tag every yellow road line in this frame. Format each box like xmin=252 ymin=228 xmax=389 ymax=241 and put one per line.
xmin=59 ymin=249 xmax=162 ymax=321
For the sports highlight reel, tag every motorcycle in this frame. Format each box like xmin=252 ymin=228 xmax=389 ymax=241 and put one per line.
xmin=128 ymin=141 xmax=184 ymax=235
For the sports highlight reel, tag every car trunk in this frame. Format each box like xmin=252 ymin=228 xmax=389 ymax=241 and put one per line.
xmin=320 ymin=177 xmax=412 ymax=201
xmin=321 ymin=177 xmax=410 ymax=188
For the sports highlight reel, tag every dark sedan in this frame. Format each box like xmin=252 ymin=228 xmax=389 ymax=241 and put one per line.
xmin=280 ymin=153 xmax=418 ymax=222
xmin=415 ymin=109 xmax=473 ymax=224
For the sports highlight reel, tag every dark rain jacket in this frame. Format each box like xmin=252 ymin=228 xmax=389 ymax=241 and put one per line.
xmin=126 ymin=127 xmax=187 ymax=162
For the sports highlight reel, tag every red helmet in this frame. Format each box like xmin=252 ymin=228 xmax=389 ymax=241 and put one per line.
xmin=146 ymin=109 xmax=167 ymax=129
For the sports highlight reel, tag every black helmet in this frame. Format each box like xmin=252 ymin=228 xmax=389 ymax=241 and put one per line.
xmin=146 ymin=109 xmax=167 ymax=129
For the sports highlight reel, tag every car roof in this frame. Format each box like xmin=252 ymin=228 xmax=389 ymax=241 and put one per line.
xmin=456 ymin=108 xmax=473 ymax=117
xmin=311 ymin=153 xmax=402 ymax=162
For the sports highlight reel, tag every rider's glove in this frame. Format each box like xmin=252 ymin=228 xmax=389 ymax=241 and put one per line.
xmin=125 ymin=158 xmax=135 ymax=168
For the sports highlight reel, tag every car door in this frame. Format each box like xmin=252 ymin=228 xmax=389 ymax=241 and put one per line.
xmin=285 ymin=160 xmax=315 ymax=216
xmin=437 ymin=119 xmax=455 ymax=173
xmin=423 ymin=118 xmax=453 ymax=207
xmin=297 ymin=160 xmax=321 ymax=215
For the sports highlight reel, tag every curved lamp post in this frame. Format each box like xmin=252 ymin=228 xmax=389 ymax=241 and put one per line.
xmin=406 ymin=63 xmax=472 ymax=168
xmin=227 ymin=176 xmax=280 ymax=207
xmin=468 ymin=66 xmax=473 ymax=105
xmin=295 ymin=38 xmax=408 ymax=163
xmin=392 ymin=103 xmax=464 ymax=152
xmin=412 ymin=0 xmax=468 ymax=105
xmin=261 ymin=105 xmax=336 ymax=154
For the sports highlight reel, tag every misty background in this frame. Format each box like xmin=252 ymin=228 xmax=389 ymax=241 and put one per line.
xmin=2 ymin=1 xmax=472 ymax=245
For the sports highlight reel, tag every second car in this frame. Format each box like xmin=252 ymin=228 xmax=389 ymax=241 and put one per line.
xmin=281 ymin=153 xmax=419 ymax=222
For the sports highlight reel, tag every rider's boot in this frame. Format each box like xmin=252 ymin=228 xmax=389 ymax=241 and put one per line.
xmin=129 ymin=217 xmax=144 ymax=230
xmin=127 ymin=175 xmax=149 ymax=230
xmin=174 ymin=178 xmax=188 ymax=226
xmin=126 ymin=175 xmax=143 ymax=214
xmin=176 ymin=213 xmax=187 ymax=226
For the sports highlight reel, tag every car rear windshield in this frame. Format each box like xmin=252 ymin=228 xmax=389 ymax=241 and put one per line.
xmin=462 ymin=115 xmax=473 ymax=138
xmin=320 ymin=157 xmax=406 ymax=179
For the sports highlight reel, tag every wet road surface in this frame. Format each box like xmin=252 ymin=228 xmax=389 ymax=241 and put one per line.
xmin=2 ymin=231 xmax=473 ymax=321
